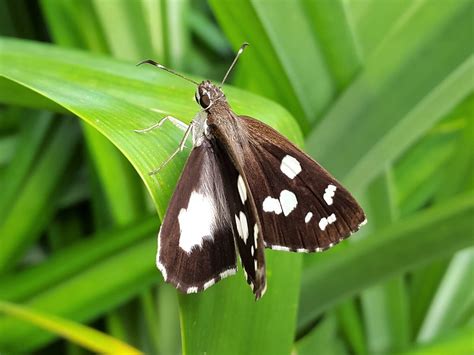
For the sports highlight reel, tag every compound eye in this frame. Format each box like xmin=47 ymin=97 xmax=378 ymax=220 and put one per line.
xmin=199 ymin=93 xmax=211 ymax=108
xmin=194 ymin=91 xmax=200 ymax=104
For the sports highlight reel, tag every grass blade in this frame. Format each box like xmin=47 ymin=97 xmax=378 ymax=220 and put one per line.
xmin=0 ymin=301 xmax=142 ymax=354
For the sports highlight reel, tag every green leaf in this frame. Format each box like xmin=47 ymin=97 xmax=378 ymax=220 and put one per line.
xmin=0 ymin=300 xmax=142 ymax=354
xmin=298 ymin=193 xmax=474 ymax=331
xmin=0 ymin=37 xmax=303 ymax=354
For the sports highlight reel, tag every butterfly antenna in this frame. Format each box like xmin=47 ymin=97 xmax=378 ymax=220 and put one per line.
xmin=137 ymin=59 xmax=200 ymax=86
xmin=221 ymin=42 xmax=249 ymax=85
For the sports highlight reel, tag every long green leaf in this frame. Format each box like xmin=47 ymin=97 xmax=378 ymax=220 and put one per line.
xmin=0 ymin=37 xmax=303 ymax=354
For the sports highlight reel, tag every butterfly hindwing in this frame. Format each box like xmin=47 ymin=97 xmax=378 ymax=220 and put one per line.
xmin=157 ymin=137 xmax=266 ymax=298
xmin=215 ymin=136 xmax=266 ymax=299
xmin=157 ymin=139 xmax=238 ymax=294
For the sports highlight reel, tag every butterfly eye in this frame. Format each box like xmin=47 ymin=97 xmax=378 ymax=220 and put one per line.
xmin=199 ymin=93 xmax=211 ymax=109
xmin=195 ymin=91 xmax=200 ymax=104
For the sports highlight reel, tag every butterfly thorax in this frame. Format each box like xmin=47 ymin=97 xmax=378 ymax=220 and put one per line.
xmin=192 ymin=81 xmax=234 ymax=147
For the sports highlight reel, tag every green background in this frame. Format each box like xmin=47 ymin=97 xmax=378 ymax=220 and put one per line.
xmin=0 ymin=0 xmax=472 ymax=354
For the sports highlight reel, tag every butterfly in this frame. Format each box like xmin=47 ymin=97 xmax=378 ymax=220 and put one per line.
xmin=136 ymin=43 xmax=366 ymax=299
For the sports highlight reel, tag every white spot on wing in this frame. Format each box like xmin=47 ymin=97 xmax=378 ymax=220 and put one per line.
xmin=237 ymin=175 xmax=247 ymax=203
xmin=235 ymin=212 xmax=249 ymax=243
xmin=156 ymin=226 xmax=167 ymax=281
xmin=270 ymin=245 xmax=291 ymax=252
xmin=220 ymin=268 xmax=237 ymax=279
xmin=323 ymin=184 xmax=337 ymax=205
xmin=319 ymin=218 xmax=328 ymax=231
xmin=305 ymin=212 xmax=313 ymax=223
xmin=187 ymin=286 xmax=198 ymax=294
xmin=280 ymin=155 xmax=302 ymax=179
xmin=280 ymin=190 xmax=298 ymax=216
xmin=178 ymin=191 xmax=216 ymax=253
xmin=203 ymin=279 xmax=215 ymax=290
xmin=327 ymin=213 xmax=336 ymax=224
xmin=319 ymin=213 xmax=337 ymax=231
xmin=263 ymin=196 xmax=282 ymax=214
xmin=359 ymin=218 xmax=368 ymax=227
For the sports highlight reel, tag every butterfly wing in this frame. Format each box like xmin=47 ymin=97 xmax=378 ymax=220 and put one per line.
xmin=157 ymin=139 xmax=238 ymax=294
xmin=211 ymin=114 xmax=366 ymax=253
xmin=157 ymin=137 xmax=266 ymax=298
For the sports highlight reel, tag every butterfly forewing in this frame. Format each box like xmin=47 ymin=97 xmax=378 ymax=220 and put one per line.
xmin=213 ymin=115 xmax=366 ymax=253
xmin=157 ymin=140 xmax=239 ymax=294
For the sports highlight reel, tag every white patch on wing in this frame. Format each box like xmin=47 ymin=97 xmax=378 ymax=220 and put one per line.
xmin=156 ymin=226 xmax=167 ymax=281
xmin=305 ymin=212 xmax=313 ymax=223
xmin=237 ymin=175 xmax=247 ymax=204
xmin=263 ymin=190 xmax=298 ymax=216
xmin=263 ymin=196 xmax=282 ymax=214
xmin=319 ymin=213 xmax=337 ymax=231
xmin=203 ymin=279 xmax=215 ymax=290
xmin=327 ymin=213 xmax=336 ymax=224
xmin=187 ymin=286 xmax=198 ymax=294
xmin=270 ymin=245 xmax=291 ymax=252
xmin=280 ymin=155 xmax=302 ymax=179
xmin=359 ymin=218 xmax=368 ymax=227
xmin=235 ymin=212 xmax=249 ymax=243
xmin=280 ymin=190 xmax=298 ymax=216
xmin=323 ymin=184 xmax=337 ymax=205
xmin=220 ymin=268 xmax=237 ymax=279
xmin=178 ymin=191 xmax=216 ymax=253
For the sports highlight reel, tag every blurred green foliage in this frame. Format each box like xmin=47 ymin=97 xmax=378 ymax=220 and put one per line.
xmin=0 ymin=0 xmax=472 ymax=354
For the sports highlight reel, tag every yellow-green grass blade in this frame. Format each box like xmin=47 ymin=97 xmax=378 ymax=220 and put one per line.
xmin=298 ymin=193 xmax=474 ymax=331
xmin=0 ymin=300 xmax=142 ymax=354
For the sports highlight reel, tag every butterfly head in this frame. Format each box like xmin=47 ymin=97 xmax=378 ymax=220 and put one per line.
xmin=195 ymin=80 xmax=226 ymax=110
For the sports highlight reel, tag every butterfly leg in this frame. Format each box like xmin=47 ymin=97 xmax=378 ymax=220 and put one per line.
xmin=134 ymin=116 xmax=188 ymax=133
xmin=148 ymin=122 xmax=194 ymax=176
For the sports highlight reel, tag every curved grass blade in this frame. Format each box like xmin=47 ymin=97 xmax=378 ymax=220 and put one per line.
xmin=0 ymin=301 xmax=142 ymax=354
